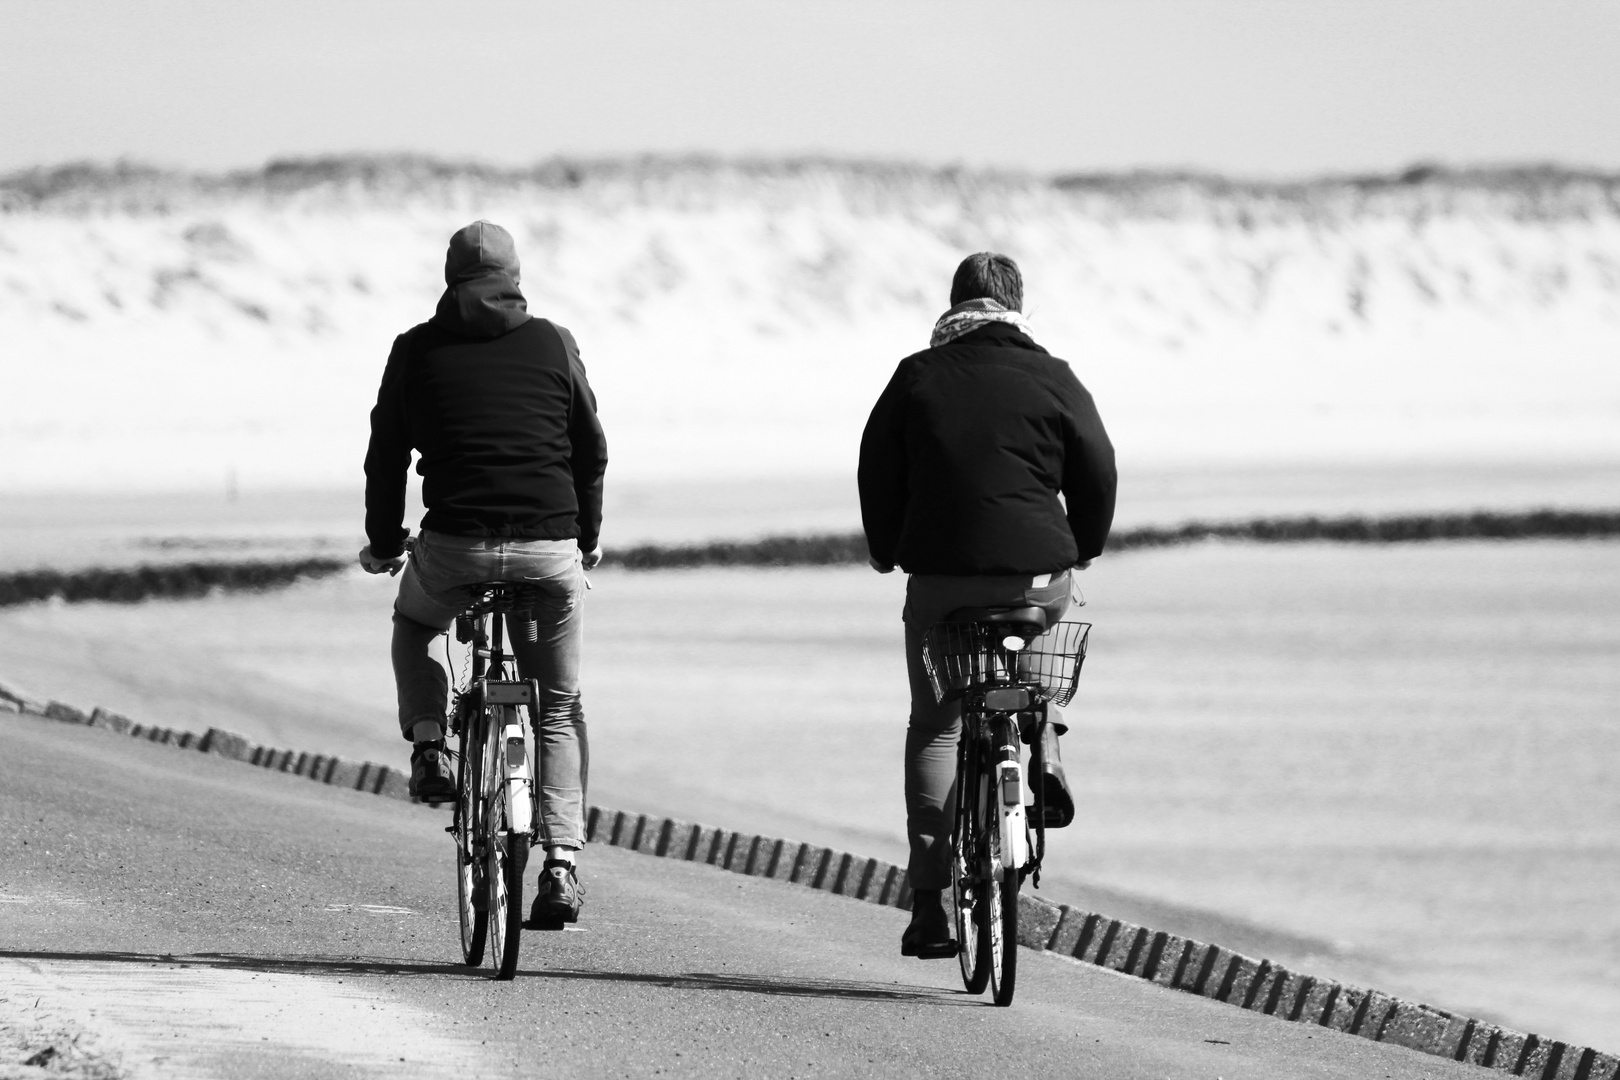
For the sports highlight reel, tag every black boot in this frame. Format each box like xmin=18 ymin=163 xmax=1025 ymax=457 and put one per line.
xmin=900 ymin=889 xmax=958 ymax=959
xmin=1028 ymin=720 xmax=1075 ymax=828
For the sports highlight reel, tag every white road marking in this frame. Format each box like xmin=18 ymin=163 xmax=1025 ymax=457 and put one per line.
xmin=0 ymin=891 xmax=88 ymax=906
xmin=1 ymin=958 xmax=477 ymax=1079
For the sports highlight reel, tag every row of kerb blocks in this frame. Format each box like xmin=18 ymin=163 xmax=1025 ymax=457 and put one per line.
xmin=583 ymin=806 xmax=917 ymax=910
xmin=581 ymin=798 xmax=1619 ymax=1080
xmin=1015 ymin=904 xmax=1618 ymax=1080
xmin=239 ymin=743 xmax=411 ymax=799
xmin=6 ymin=694 xmax=416 ymax=802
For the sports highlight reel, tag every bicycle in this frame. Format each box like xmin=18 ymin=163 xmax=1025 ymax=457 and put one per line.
xmin=921 ymin=603 xmax=1090 ymax=1007
xmin=446 ymin=582 xmax=543 ymax=980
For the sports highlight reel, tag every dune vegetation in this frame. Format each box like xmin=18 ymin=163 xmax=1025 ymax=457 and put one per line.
xmin=2 ymin=156 xmax=1618 ymax=492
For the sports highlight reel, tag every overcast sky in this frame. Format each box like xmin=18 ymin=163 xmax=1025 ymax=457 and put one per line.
xmin=4 ymin=0 xmax=1618 ymax=178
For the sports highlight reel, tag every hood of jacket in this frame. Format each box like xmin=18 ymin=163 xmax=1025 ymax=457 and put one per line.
xmin=430 ymin=220 xmax=531 ymax=339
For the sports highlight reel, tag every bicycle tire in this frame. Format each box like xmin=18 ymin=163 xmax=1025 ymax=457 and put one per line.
xmin=484 ymin=705 xmax=528 ymax=980
xmin=454 ymin=710 xmax=488 ymax=966
xmin=985 ymin=716 xmax=1019 ymax=1007
xmin=989 ymin=863 xmax=1018 ymax=1006
xmin=953 ymin=734 xmax=989 ymax=994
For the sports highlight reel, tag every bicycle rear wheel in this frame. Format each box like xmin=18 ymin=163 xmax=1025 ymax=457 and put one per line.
xmin=987 ymin=862 xmax=1018 ymax=1006
xmin=953 ymin=736 xmax=990 ymax=994
xmin=484 ymin=707 xmax=528 ymax=980
xmin=985 ymin=778 xmax=1019 ymax=1007
xmin=454 ymin=713 xmax=487 ymax=967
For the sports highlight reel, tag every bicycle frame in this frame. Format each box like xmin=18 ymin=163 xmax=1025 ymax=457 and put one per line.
xmin=450 ymin=589 xmax=543 ymax=979
xmin=464 ymin=609 xmax=540 ymax=843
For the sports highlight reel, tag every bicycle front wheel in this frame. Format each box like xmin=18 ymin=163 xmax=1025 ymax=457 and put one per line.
xmin=454 ymin=715 xmax=487 ymax=966
xmin=984 ymin=780 xmax=1019 ymax=1007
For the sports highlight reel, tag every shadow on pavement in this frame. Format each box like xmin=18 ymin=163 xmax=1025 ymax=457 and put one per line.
xmin=0 ymin=948 xmax=471 ymax=978
xmin=518 ymin=967 xmax=972 ymax=1004
xmin=0 ymin=949 xmax=971 ymax=1005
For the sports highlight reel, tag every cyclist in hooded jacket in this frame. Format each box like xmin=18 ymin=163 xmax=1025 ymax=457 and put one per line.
xmin=859 ymin=252 xmax=1116 ymax=959
xmin=359 ymin=220 xmax=607 ymax=928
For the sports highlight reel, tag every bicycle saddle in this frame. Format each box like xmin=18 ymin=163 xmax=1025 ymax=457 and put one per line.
xmin=462 ymin=582 xmax=543 ymax=613
xmin=946 ymin=605 xmax=1049 ymax=636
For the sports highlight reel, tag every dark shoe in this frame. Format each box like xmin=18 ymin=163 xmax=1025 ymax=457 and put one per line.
xmin=900 ymin=889 xmax=958 ymax=959
xmin=527 ymin=860 xmax=584 ymax=928
xmin=1027 ymin=721 xmax=1075 ymax=828
xmin=408 ymin=741 xmax=456 ymax=803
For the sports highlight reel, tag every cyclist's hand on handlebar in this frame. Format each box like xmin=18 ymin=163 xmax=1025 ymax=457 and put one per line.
xmin=581 ymin=545 xmax=603 ymax=571
xmin=1074 ymin=559 xmax=1093 ymax=571
xmin=868 ymin=556 xmax=895 ymax=574
xmin=358 ymin=544 xmax=407 ymax=576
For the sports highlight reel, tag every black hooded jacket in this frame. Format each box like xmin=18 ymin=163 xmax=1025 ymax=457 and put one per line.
xmin=363 ymin=272 xmax=608 ymax=559
xmin=858 ymin=322 xmax=1116 ymax=576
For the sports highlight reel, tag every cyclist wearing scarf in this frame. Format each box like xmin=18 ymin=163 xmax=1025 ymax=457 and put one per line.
xmin=859 ymin=252 xmax=1117 ymax=959
xmin=359 ymin=221 xmax=607 ymax=928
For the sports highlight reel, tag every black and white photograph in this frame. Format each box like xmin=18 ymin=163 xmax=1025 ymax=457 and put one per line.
xmin=2 ymin=2 xmax=1617 ymax=1076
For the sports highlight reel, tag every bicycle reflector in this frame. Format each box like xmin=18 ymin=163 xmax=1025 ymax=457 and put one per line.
xmin=1000 ymin=765 xmax=1022 ymax=807
xmin=506 ymin=737 xmax=526 ymax=769
xmin=1000 ymin=634 xmax=1028 ymax=651
xmin=984 ymin=687 xmax=1031 ymax=712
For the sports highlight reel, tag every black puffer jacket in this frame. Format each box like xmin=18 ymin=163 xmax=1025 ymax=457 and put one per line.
xmin=363 ymin=272 xmax=607 ymax=560
xmin=858 ymin=322 xmax=1115 ymax=576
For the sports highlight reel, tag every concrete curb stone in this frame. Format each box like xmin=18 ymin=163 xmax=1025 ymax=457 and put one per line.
xmin=45 ymin=700 xmax=90 ymax=724
xmin=1147 ymin=933 xmax=1190 ymax=988
xmin=199 ymin=727 xmax=251 ymax=761
xmin=749 ymin=838 xmax=781 ymax=877
xmin=89 ymin=707 xmax=134 ymax=735
xmin=660 ymin=820 xmax=696 ymax=859
xmin=9 ymin=691 xmax=1618 ymax=1076
xmin=1578 ymin=1050 xmax=1620 ymax=1080
xmin=1298 ymin=978 xmax=1337 ymax=1025
xmin=1381 ymin=1003 xmax=1469 ymax=1058
xmin=1103 ymin=921 xmax=1147 ymax=974
xmin=0 ymin=679 xmax=48 ymax=714
xmin=1016 ymin=894 xmax=1062 ymax=949
xmin=1494 ymin=1029 xmax=1533 ymax=1072
xmin=328 ymin=759 xmax=364 ymax=789
xmin=1358 ymin=990 xmax=1401 ymax=1039
xmin=1519 ymin=1037 xmax=1564 ymax=1080
xmin=1047 ymin=907 xmax=1093 ymax=958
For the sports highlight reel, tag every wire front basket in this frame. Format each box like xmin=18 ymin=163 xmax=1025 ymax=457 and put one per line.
xmin=921 ymin=621 xmax=1090 ymax=707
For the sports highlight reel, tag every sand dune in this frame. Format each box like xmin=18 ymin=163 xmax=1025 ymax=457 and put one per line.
xmin=3 ymin=157 xmax=1617 ymax=492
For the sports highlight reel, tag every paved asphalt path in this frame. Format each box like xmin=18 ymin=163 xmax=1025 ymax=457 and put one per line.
xmin=1 ymin=717 xmax=1477 ymax=1079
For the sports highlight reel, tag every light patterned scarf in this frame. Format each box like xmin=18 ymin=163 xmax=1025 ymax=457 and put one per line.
xmin=929 ymin=298 xmax=1033 ymax=348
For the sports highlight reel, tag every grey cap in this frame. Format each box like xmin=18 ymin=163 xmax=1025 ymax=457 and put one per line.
xmin=444 ymin=220 xmax=520 ymax=285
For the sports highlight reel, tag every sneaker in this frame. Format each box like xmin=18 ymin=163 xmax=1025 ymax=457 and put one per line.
xmin=900 ymin=889 xmax=958 ymax=959
xmin=527 ymin=860 xmax=585 ymax=928
xmin=408 ymin=741 xmax=456 ymax=803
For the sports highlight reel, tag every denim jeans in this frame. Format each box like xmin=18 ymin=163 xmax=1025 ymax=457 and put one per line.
xmin=901 ymin=571 xmax=1074 ymax=890
xmin=392 ymin=530 xmax=588 ymax=849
